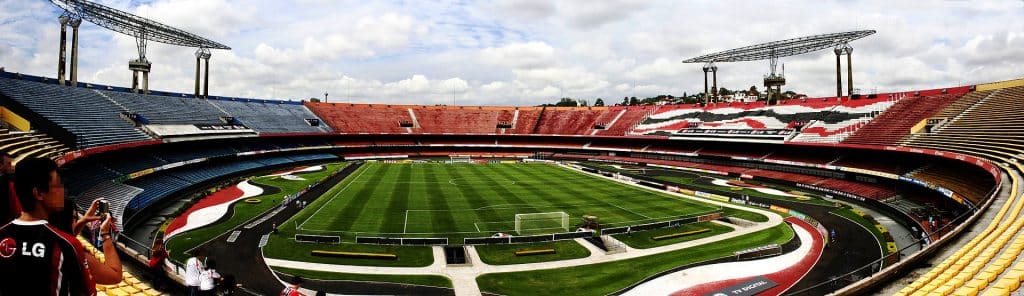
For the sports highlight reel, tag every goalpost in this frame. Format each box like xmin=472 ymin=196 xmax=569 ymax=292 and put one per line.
xmin=514 ymin=212 xmax=570 ymax=235
xmin=450 ymin=155 xmax=472 ymax=163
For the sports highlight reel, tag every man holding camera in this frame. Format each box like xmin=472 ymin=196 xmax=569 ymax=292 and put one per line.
xmin=0 ymin=158 xmax=122 ymax=295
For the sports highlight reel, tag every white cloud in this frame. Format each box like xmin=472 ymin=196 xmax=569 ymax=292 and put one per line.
xmin=355 ymin=13 xmax=427 ymax=49
xmin=480 ymin=41 xmax=556 ymax=69
xmin=1 ymin=0 xmax=1022 ymax=106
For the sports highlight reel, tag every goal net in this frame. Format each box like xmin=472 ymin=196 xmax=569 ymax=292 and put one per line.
xmin=514 ymin=212 xmax=570 ymax=235
xmin=450 ymin=155 xmax=472 ymax=163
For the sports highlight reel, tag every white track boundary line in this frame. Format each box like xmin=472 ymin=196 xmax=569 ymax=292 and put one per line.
xmin=298 ymin=164 xmax=372 ymax=230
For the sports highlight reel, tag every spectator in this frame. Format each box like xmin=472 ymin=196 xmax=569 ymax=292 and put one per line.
xmin=0 ymin=157 xmax=120 ymax=294
xmin=185 ymin=248 xmax=208 ymax=296
xmin=50 ymin=198 xmax=123 ymax=285
xmin=281 ymin=275 xmax=306 ymax=296
xmin=148 ymin=237 xmax=169 ymax=290
xmin=200 ymin=260 xmax=221 ymax=296
xmin=0 ymin=151 xmax=18 ymax=225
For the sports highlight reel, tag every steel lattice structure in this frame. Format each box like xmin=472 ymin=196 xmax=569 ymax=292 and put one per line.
xmin=49 ymin=0 xmax=230 ymax=50
xmin=682 ymin=30 xmax=874 ymax=63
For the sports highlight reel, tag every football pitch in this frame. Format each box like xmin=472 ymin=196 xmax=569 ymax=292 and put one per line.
xmin=293 ymin=162 xmax=721 ymax=238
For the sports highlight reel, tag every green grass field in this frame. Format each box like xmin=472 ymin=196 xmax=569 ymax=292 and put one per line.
xmin=289 ymin=162 xmax=723 ymax=240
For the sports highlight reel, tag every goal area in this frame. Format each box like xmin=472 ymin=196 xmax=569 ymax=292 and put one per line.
xmin=450 ymin=155 xmax=472 ymax=163
xmin=514 ymin=212 xmax=570 ymax=235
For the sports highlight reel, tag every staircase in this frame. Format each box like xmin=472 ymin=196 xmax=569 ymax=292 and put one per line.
xmin=600 ymin=235 xmax=627 ymax=254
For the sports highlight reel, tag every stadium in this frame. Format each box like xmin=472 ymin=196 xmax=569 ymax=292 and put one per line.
xmin=0 ymin=1 xmax=1022 ymax=295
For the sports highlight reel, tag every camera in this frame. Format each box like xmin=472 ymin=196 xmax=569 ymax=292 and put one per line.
xmin=96 ymin=200 xmax=109 ymax=218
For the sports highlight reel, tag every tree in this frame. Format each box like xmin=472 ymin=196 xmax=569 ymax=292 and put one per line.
xmin=748 ymin=86 xmax=760 ymax=97
xmin=555 ymin=97 xmax=578 ymax=107
xmin=629 ymin=96 xmax=638 ymax=106
xmin=309 ymin=98 xmax=321 ymax=103
xmin=594 ymin=98 xmax=605 ymax=106
xmin=578 ymin=99 xmax=588 ymax=107
xmin=622 ymin=97 xmax=629 ymax=106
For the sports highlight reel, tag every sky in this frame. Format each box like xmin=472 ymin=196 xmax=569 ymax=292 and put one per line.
xmin=0 ymin=0 xmax=1022 ymax=106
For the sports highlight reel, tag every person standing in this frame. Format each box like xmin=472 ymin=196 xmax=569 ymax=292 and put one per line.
xmin=148 ymin=237 xmax=169 ymax=291
xmin=281 ymin=275 xmax=306 ymax=296
xmin=0 ymin=152 xmax=18 ymax=225
xmin=0 ymin=157 xmax=121 ymax=294
xmin=185 ymin=248 xmax=208 ymax=296
xmin=199 ymin=260 xmax=221 ymax=296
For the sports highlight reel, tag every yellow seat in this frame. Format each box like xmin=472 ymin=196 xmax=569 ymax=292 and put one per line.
xmin=132 ymin=283 xmax=150 ymax=291
xmin=935 ymin=284 xmax=955 ymax=296
xmin=921 ymin=283 xmax=939 ymax=293
xmin=125 ymin=277 xmax=141 ymax=285
xmin=979 ymin=286 xmax=1007 ymax=296
xmin=951 ymin=286 xmax=978 ymax=296
xmin=996 ymin=277 xmax=1020 ymax=291
xmin=1005 ymin=270 xmax=1024 ymax=281
xmin=953 ymin=274 xmax=971 ymax=285
xmin=978 ymin=271 xmax=998 ymax=283
xmin=142 ymin=289 xmax=162 ymax=296
xmin=106 ymin=288 xmax=130 ymax=296
xmin=120 ymin=285 xmax=140 ymax=294
xmin=964 ymin=279 xmax=988 ymax=290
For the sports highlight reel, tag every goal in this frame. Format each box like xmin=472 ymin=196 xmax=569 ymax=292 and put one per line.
xmin=514 ymin=212 xmax=570 ymax=235
xmin=450 ymin=155 xmax=472 ymax=163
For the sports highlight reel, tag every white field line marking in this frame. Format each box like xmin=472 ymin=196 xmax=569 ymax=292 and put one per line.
xmin=403 ymin=210 xmax=410 ymax=233
xmin=298 ymin=164 xmax=371 ymax=229
xmin=610 ymin=203 xmax=653 ymax=219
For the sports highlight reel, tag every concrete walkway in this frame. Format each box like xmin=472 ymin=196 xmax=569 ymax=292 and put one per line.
xmin=264 ymin=163 xmax=787 ymax=295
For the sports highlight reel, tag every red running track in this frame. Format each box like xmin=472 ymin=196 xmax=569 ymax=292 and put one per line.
xmin=164 ymin=185 xmax=245 ymax=237
xmin=671 ymin=217 xmax=824 ymax=296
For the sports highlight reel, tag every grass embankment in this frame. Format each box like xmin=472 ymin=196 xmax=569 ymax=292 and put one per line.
xmin=166 ymin=162 xmax=345 ymax=262
xmin=477 ymin=222 xmax=795 ymax=295
xmin=475 ymin=240 xmax=591 ymax=265
xmin=271 ymin=266 xmax=453 ymax=288
xmin=613 ymin=221 xmax=734 ymax=249
xmin=262 ymin=240 xmax=434 ymax=267
xmin=581 ymin=161 xmax=837 ymax=207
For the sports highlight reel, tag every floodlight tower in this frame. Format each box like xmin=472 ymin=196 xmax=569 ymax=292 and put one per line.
xmin=684 ymin=30 xmax=874 ymax=104
xmin=834 ymin=43 xmax=854 ymax=99
xmin=701 ymin=62 xmax=718 ymax=104
xmin=57 ymin=13 xmax=69 ymax=85
xmin=49 ymin=0 xmax=230 ymax=94
xmin=129 ymin=31 xmax=152 ymax=94
xmin=69 ymin=17 xmax=82 ymax=86
xmin=763 ymin=48 xmax=786 ymax=102
xmin=194 ymin=48 xmax=211 ymax=97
